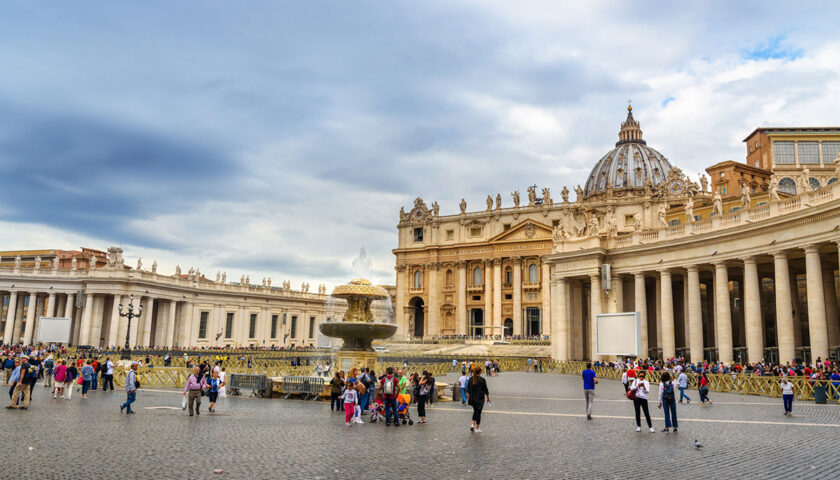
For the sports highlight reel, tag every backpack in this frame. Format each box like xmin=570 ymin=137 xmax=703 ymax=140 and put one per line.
xmin=663 ymin=381 xmax=675 ymax=402
xmin=383 ymin=377 xmax=395 ymax=395
xmin=44 ymin=358 xmax=54 ymax=369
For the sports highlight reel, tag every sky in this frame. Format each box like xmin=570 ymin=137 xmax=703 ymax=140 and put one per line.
xmin=1 ymin=1 xmax=839 ymax=288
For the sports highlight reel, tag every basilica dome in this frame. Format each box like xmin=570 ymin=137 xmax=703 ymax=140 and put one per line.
xmin=583 ymin=107 xmax=674 ymax=198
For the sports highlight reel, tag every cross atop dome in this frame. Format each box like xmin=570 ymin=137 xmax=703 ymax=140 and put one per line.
xmin=617 ymin=103 xmax=645 ymax=145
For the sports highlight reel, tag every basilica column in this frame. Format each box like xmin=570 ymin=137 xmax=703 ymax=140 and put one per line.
xmin=141 ymin=297 xmax=155 ymax=346
xmin=457 ymin=262 xmax=467 ymax=335
xmin=611 ymin=275 xmax=624 ymax=313
xmin=551 ymin=276 xmax=568 ymax=360
xmin=713 ymin=263 xmax=733 ymax=364
xmin=589 ymin=273 xmax=602 ymax=360
xmin=743 ymin=257 xmax=764 ymax=363
xmin=3 ymin=292 xmax=18 ymax=343
xmin=110 ymin=295 xmax=125 ymax=348
xmin=492 ymin=259 xmax=502 ymax=336
xmin=63 ymin=293 xmax=74 ymax=319
xmin=395 ymin=265 xmax=407 ymax=336
xmin=428 ymin=264 xmax=440 ymax=337
xmin=483 ymin=261 xmax=492 ymax=335
xmin=45 ymin=292 xmax=56 ymax=318
xmin=541 ymin=260 xmax=551 ymax=336
xmin=773 ymin=252 xmax=795 ymax=364
xmin=512 ymin=258 xmax=522 ymax=336
xmin=79 ymin=293 xmax=95 ymax=345
xmin=22 ymin=292 xmax=38 ymax=345
xmin=660 ymin=270 xmax=675 ymax=360
xmin=165 ymin=299 xmax=178 ymax=347
xmin=804 ymin=245 xmax=829 ymax=361
xmin=686 ymin=266 xmax=703 ymax=363
xmin=822 ymin=267 xmax=839 ymax=349
xmin=634 ymin=273 xmax=649 ymax=357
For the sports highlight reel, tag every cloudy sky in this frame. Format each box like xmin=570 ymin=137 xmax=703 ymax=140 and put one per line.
xmin=1 ymin=2 xmax=839 ymax=287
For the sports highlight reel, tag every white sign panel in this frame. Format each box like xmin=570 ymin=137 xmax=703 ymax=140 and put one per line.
xmin=36 ymin=317 xmax=72 ymax=344
xmin=595 ymin=312 xmax=640 ymax=356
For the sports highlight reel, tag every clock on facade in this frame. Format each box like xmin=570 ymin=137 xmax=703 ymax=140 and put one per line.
xmin=668 ymin=180 xmax=685 ymax=195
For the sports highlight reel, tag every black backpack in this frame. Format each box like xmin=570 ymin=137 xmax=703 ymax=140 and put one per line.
xmin=663 ymin=381 xmax=675 ymax=402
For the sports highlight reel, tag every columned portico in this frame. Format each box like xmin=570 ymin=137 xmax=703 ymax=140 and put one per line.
xmin=686 ymin=265 xmax=703 ymax=363
xmin=743 ymin=257 xmax=764 ymax=363
xmin=634 ymin=273 xmax=648 ymax=356
xmin=512 ymin=257 xmax=522 ymax=336
xmin=457 ymin=262 xmax=467 ymax=335
xmin=773 ymin=252 xmax=795 ymax=364
xmin=804 ymin=245 xmax=829 ymax=361
xmin=660 ymin=270 xmax=675 ymax=360
xmin=589 ymin=273 xmax=601 ymax=360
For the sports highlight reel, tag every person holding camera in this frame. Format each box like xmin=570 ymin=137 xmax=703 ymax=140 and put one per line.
xmin=629 ymin=370 xmax=654 ymax=433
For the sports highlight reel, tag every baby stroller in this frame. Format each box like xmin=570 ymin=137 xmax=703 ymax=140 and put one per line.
xmin=397 ymin=393 xmax=414 ymax=425
xmin=369 ymin=400 xmax=385 ymax=423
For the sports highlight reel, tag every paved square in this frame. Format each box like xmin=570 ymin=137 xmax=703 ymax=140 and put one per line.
xmin=5 ymin=372 xmax=839 ymax=479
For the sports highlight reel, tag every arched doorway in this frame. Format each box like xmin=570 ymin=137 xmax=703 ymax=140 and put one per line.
xmin=470 ymin=308 xmax=484 ymax=336
xmin=503 ymin=318 xmax=513 ymax=337
xmin=409 ymin=297 xmax=425 ymax=338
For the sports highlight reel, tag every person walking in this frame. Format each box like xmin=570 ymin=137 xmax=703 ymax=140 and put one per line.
xmin=343 ymin=379 xmax=359 ymax=427
xmin=458 ymin=371 xmax=469 ymax=406
xmin=53 ymin=359 xmax=68 ymax=399
xmin=657 ymin=372 xmax=679 ymax=433
xmin=467 ymin=366 xmax=490 ymax=433
xmin=207 ymin=370 xmax=223 ymax=412
xmin=43 ymin=354 xmax=54 ymax=389
xmin=80 ymin=360 xmax=94 ymax=399
xmin=183 ymin=366 xmax=207 ymax=416
xmin=630 ymin=371 xmax=654 ymax=433
xmin=65 ymin=361 xmax=78 ymax=400
xmin=7 ymin=358 xmax=20 ymax=402
xmin=781 ymin=377 xmax=795 ymax=416
xmin=102 ymin=358 xmax=115 ymax=391
xmin=416 ymin=371 xmax=430 ymax=424
xmin=89 ymin=358 xmax=99 ymax=391
xmin=329 ymin=372 xmax=344 ymax=413
xmin=677 ymin=370 xmax=691 ymax=404
xmin=698 ymin=372 xmax=712 ymax=406
xmin=582 ymin=362 xmax=598 ymax=420
xmin=427 ymin=371 xmax=436 ymax=406
xmin=8 ymin=356 xmax=36 ymax=410
xmin=380 ymin=367 xmax=400 ymax=427
xmin=120 ymin=362 xmax=138 ymax=414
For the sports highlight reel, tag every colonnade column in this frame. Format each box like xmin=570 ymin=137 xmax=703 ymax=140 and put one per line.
xmin=428 ymin=264 xmax=439 ymax=337
xmin=589 ymin=273 xmax=601 ymax=360
xmin=713 ymin=263 xmax=733 ymax=364
xmin=492 ymin=259 xmax=502 ymax=334
xmin=551 ymin=276 xmax=568 ymax=360
xmin=22 ymin=292 xmax=38 ymax=345
xmin=3 ymin=292 xmax=18 ymax=343
xmin=686 ymin=266 xmax=703 ymax=363
xmin=46 ymin=292 xmax=56 ymax=318
xmin=483 ymin=261 xmax=492 ymax=334
xmin=773 ymin=252 xmax=795 ymax=364
xmin=79 ymin=293 xmax=95 ymax=345
xmin=743 ymin=257 xmax=764 ymax=363
xmin=804 ymin=245 xmax=829 ymax=361
xmin=610 ymin=275 xmax=623 ymax=313
xmin=142 ymin=297 xmax=155 ymax=347
xmin=659 ymin=270 xmax=675 ymax=359
xmin=512 ymin=258 xmax=522 ymax=336
xmin=541 ymin=260 xmax=551 ymax=336
xmin=457 ymin=262 xmax=467 ymax=335
xmin=822 ymin=267 xmax=839 ymax=349
xmin=108 ymin=295 xmax=122 ymax=347
xmin=165 ymin=300 xmax=178 ymax=347
xmin=634 ymin=273 xmax=648 ymax=357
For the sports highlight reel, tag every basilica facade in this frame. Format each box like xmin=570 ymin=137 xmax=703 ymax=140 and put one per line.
xmin=394 ymin=107 xmax=840 ymax=364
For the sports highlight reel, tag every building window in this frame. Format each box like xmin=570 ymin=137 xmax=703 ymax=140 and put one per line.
xmin=779 ymin=177 xmax=797 ymax=195
xmin=445 ymin=269 xmax=454 ymax=287
xmin=624 ymin=215 xmax=634 ymax=226
xmin=446 ymin=229 xmax=454 ymax=241
xmin=823 ymin=141 xmax=840 ymax=165
xmin=290 ymin=315 xmax=298 ymax=338
xmin=271 ymin=315 xmax=278 ymax=339
xmin=413 ymin=227 xmax=424 ymax=242
xmin=729 ymin=207 xmax=741 ymax=213
xmin=774 ymin=141 xmax=795 ymax=164
xmin=504 ymin=267 xmax=512 ymax=285
xmin=809 ymin=177 xmax=821 ymax=191
xmin=249 ymin=313 xmax=257 ymax=338
xmin=472 ymin=295 xmax=481 ymax=301
xmin=528 ymin=264 xmax=538 ymax=283
xmin=225 ymin=312 xmax=234 ymax=338
xmin=413 ymin=270 xmax=422 ymax=289
xmin=470 ymin=226 xmax=482 ymax=237
xmin=720 ymin=172 xmax=726 ymax=178
xmin=504 ymin=293 xmax=512 ymax=300
xmin=798 ymin=141 xmax=819 ymax=164
xmin=198 ymin=311 xmax=209 ymax=339
xmin=503 ymin=224 xmax=511 ymax=231
xmin=309 ymin=316 xmax=316 ymax=338
xmin=668 ymin=219 xmax=680 ymax=227
xmin=756 ymin=201 xmax=768 ymax=207
xmin=693 ymin=215 xmax=701 ymax=222
xmin=282 ymin=313 xmax=287 ymax=325
xmin=473 ymin=267 xmax=483 ymax=285
xmin=828 ymin=177 xmax=838 ymax=185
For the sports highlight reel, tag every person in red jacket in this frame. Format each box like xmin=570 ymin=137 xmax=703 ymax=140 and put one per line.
xmin=379 ymin=367 xmax=400 ymax=427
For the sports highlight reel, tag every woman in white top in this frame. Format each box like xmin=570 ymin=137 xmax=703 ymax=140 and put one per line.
xmin=630 ymin=371 xmax=654 ymax=432
xmin=780 ymin=377 xmax=795 ymax=415
xmin=218 ymin=367 xmax=227 ymax=398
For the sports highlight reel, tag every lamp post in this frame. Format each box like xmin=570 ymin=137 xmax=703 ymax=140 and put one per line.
xmin=118 ymin=295 xmax=144 ymax=360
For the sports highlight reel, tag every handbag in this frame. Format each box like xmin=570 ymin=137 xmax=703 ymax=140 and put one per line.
xmin=626 ymin=389 xmax=636 ymax=401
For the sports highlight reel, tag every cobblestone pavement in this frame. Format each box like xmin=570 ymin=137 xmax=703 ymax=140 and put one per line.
xmin=4 ymin=372 xmax=839 ymax=479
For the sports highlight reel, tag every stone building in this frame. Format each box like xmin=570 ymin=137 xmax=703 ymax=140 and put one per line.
xmin=395 ymin=107 xmax=840 ymax=364
xmin=0 ymin=247 xmax=343 ymax=348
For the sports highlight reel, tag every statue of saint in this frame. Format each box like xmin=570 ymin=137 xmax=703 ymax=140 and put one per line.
xmin=495 ymin=193 xmax=502 ymax=210
xmin=34 ymin=256 xmax=41 ymax=271
xmin=53 ymin=257 xmax=59 ymax=270
xmin=222 ymin=272 xmax=227 ymax=283
xmin=699 ymin=174 xmax=708 ymax=193
xmin=633 ymin=214 xmax=641 ymax=232
xmin=527 ymin=186 xmax=537 ymax=206
xmin=588 ymin=214 xmax=600 ymax=236
xmin=459 ymin=198 xmax=467 ymax=214
xmin=216 ymin=271 xmax=221 ymax=283
xmin=399 ymin=206 xmax=407 ymax=221
xmin=511 ymin=190 xmax=520 ymax=207
xmin=769 ymin=177 xmax=780 ymax=201
xmin=267 ymin=277 xmax=271 ymax=288
xmin=90 ymin=256 xmax=98 ymax=269
xmin=151 ymin=260 xmax=158 ymax=273
xmin=685 ymin=197 xmax=694 ymax=223
xmin=712 ymin=191 xmax=723 ymax=216
xmin=657 ymin=206 xmax=667 ymax=227
xmin=486 ymin=195 xmax=493 ymax=211
xmin=432 ymin=201 xmax=439 ymax=217
xmin=561 ymin=186 xmax=569 ymax=203
xmin=574 ymin=185 xmax=583 ymax=202
xmin=175 ymin=265 xmax=181 ymax=276
xmin=542 ymin=187 xmax=552 ymax=205
xmin=71 ymin=257 xmax=77 ymax=270
xmin=740 ymin=181 xmax=751 ymax=208
xmin=136 ymin=258 xmax=142 ymax=270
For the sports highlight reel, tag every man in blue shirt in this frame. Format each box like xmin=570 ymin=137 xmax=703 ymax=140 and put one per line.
xmin=582 ymin=362 xmax=598 ymax=420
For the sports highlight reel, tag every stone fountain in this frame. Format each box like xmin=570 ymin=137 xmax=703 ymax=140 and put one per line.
xmin=319 ymin=276 xmax=396 ymax=371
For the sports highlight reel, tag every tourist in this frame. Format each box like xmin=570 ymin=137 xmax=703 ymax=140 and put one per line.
xmin=397 ymin=369 xmax=409 ymax=400
xmin=207 ymin=370 xmax=223 ymax=412
xmin=53 ymin=359 xmax=68 ymax=399
xmin=102 ymin=357 xmax=115 ymax=391
xmin=343 ymin=379 xmax=359 ymax=426
xmin=582 ymin=362 xmax=597 ymax=420
xmin=2 ymin=355 xmax=13 ymax=385
xmin=65 ymin=361 xmax=79 ymax=400
xmin=219 ymin=367 xmax=227 ymax=399
xmin=120 ymin=362 xmax=138 ymax=414
xmin=416 ymin=370 xmax=430 ymax=424
xmin=427 ymin=371 xmax=436 ymax=406
xmin=781 ymin=377 xmax=795 ymax=416
xmin=485 ymin=359 xmax=491 ymax=376
xmin=42 ymin=354 xmax=54 ymax=388
xmin=698 ymin=372 xmax=712 ymax=406
xmin=630 ymin=371 xmax=654 ymax=433
xmin=6 ymin=357 xmax=21 ymax=401
xmin=658 ymin=372 xmax=678 ymax=432
xmin=366 ymin=369 xmax=376 ymax=408
xmin=380 ymin=366 xmax=400 ymax=427
xmin=358 ymin=368 xmax=372 ymax=412
xmin=458 ymin=370 xmax=469 ymax=405
xmin=353 ymin=382 xmax=365 ymax=423
xmin=7 ymin=355 xmax=35 ymax=410
xmin=677 ymin=369 xmax=690 ymax=404
xmin=90 ymin=358 xmax=99 ymax=391
xmin=184 ymin=366 xmax=207 ymax=416
xmin=329 ymin=372 xmax=344 ymax=412
xmin=466 ymin=366 xmax=490 ymax=433
xmin=81 ymin=360 xmax=94 ymax=399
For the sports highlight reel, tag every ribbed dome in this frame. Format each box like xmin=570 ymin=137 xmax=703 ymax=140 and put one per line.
xmin=583 ymin=107 xmax=674 ymax=198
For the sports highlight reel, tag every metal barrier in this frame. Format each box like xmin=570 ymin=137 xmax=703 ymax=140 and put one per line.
xmin=227 ymin=373 xmax=271 ymax=397
xmin=281 ymin=376 xmax=325 ymax=400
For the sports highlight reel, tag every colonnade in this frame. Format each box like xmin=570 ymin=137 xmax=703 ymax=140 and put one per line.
xmin=551 ymin=242 xmax=840 ymax=364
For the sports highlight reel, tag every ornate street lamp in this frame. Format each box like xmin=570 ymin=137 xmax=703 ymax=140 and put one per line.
xmin=118 ymin=295 xmax=144 ymax=360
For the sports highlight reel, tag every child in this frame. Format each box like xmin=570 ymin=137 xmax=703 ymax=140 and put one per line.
xmin=343 ymin=379 xmax=359 ymax=426
xmin=354 ymin=383 xmax=366 ymax=424
xmin=370 ymin=393 xmax=385 ymax=423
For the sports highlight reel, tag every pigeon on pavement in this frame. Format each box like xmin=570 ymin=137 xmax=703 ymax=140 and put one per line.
xmin=694 ymin=439 xmax=703 ymax=449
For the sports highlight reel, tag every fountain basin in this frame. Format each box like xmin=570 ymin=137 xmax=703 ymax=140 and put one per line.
xmin=318 ymin=322 xmax=397 ymax=351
